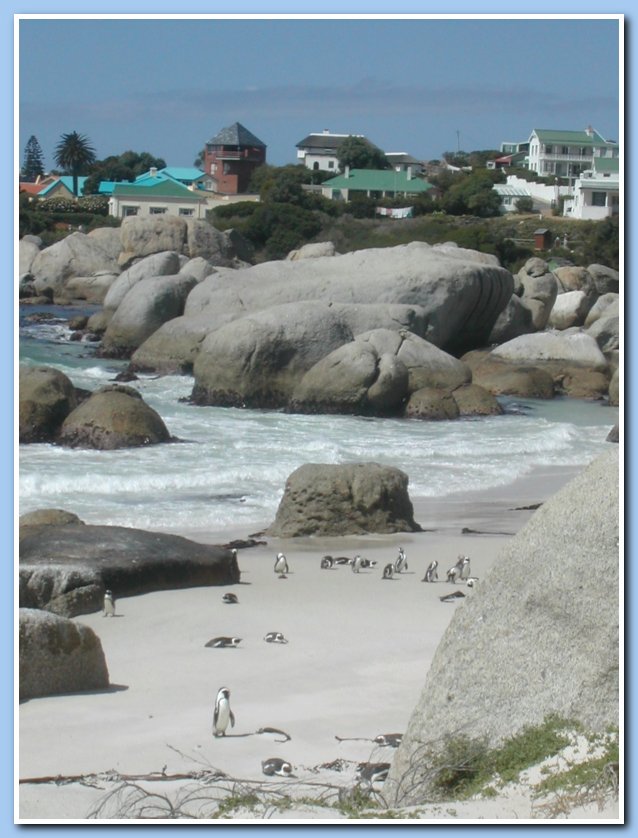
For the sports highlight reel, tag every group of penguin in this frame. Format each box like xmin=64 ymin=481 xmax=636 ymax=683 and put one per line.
xmin=101 ymin=545 xmax=477 ymax=783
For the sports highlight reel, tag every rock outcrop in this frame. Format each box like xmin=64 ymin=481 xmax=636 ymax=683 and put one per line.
xmin=19 ymin=523 xmax=241 ymax=616
xmin=29 ymin=232 xmax=121 ymax=297
xmin=57 ymin=384 xmax=172 ymax=449
xmin=267 ymin=462 xmax=422 ymax=537
xmin=385 ymin=449 xmax=619 ymax=806
xmin=19 ymin=365 xmax=79 ymax=443
xmin=19 ymin=608 xmax=110 ymax=699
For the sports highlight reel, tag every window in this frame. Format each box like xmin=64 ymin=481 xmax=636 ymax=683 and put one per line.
xmin=591 ymin=192 xmax=606 ymax=207
xmin=122 ymin=206 xmax=138 ymax=217
xmin=562 ymin=146 xmax=569 ymax=155
xmin=179 ymin=208 xmax=194 ymax=216
xmin=150 ymin=207 xmax=166 ymax=214
xmin=328 ymin=160 xmax=335 ymax=169
xmin=544 ymin=145 xmax=553 ymax=154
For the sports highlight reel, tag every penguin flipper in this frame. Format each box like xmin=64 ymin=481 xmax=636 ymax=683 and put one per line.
xmin=230 ymin=710 xmax=235 ymax=728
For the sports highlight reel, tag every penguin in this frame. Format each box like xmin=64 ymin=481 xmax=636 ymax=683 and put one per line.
xmin=356 ymin=762 xmax=390 ymax=783
xmin=321 ymin=555 xmax=334 ymax=569
xmin=222 ymin=593 xmax=239 ymax=604
xmin=274 ymin=552 xmax=289 ymax=576
xmin=264 ymin=631 xmax=288 ymax=644
xmin=394 ymin=547 xmax=408 ymax=574
xmin=466 ymin=576 xmax=479 ymax=588
xmin=333 ymin=557 xmax=351 ymax=566
xmin=360 ymin=558 xmax=377 ymax=569
xmin=446 ymin=566 xmax=459 ymax=584
xmin=351 ymin=554 xmax=363 ymax=573
xmin=261 ymin=757 xmax=294 ymax=777
xmin=382 ymin=563 xmax=394 ymax=580
xmin=374 ymin=733 xmax=403 ymax=748
xmin=103 ymin=589 xmax=116 ymax=617
xmin=212 ymin=687 xmax=235 ymax=737
xmin=459 ymin=555 xmax=471 ymax=580
xmin=205 ymin=636 xmax=242 ymax=648
xmin=422 ymin=560 xmax=439 ymax=583
xmin=440 ymin=590 xmax=466 ymax=602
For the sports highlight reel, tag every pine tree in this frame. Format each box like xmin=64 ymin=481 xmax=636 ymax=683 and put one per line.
xmin=22 ymin=135 xmax=45 ymax=182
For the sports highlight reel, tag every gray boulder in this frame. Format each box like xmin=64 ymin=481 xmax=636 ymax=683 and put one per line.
xmin=19 ymin=236 xmax=42 ymax=277
xmin=289 ymin=329 xmax=470 ymax=416
xmin=103 ymin=251 xmax=183 ymax=312
xmin=548 ymin=290 xmax=593 ymax=330
xmin=587 ymin=264 xmax=619 ymax=295
xmin=553 ymin=265 xmax=596 ymax=297
xmin=30 ymin=232 xmax=120 ymax=296
xmin=287 ymin=241 xmax=337 ymax=260
xmin=58 ymin=384 xmax=171 ymax=449
xmin=267 ymin=463 xmax=422 ymax=537
xmin=119 ymin=216 xmax=188 ymax=267
xmin=608 ymin=369 xmax=619 ymax=407
xmin=64 ymin=272 xmax=119 ymax=304
xmin=19 ymin=524 xmax=241 ymax=616
xmin=179 ymin=256 xmax=218 ymax=283
xmin=86 ymin=226 xmax=123 ymax=262
xmin=19 ymin=608 xmax=109 ymax=699
xmin=584 ymin=293 xmax=619 ymax=328
xmin=19 ymin=365 xmax=78 ymax=443
xmin=99 ymin=273 xmax=198 ymax=358
xmin=185 ymin=219 xmax=239 ymax=265
xmin=517 ymin=257 xmax=558 ymax=331
xmin=404 ymin=387 xmax=460 ymax=420
xmin=20 ymin=508 xmax=84 ymax=529
xmin=450 ymin=383 xmax=503 ymax=417
xmin=176 ymin=241 xmax=514 ymax=356
xmin=586 ymin=314 xmax=620 ymax=355
xmin=487 ymin=294 xmax=535 ymax=345
xmin=468 ymin=356 xmax=555 ymax=399
xmin=385 ymin=449 xmax=619 ymax=806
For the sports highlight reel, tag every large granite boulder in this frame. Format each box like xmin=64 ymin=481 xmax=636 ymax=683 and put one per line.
xmin=117 ymin=217 xmax=241 ymax=269
xmin=19 ymin=608 xmax=110 ymax=699
xmin=587 ymin=264 xmax=619 ymax=295
xmin=20 ymin=508 xmax=84 ymax=530
xmin=178 ymin=256 xmax=218 ymax=283
xmin=552 ymin=265 xmax=597 ymax=297
xmin=19 ymin=236 xmax=42 ymax=277
xmin=103 ymin=251 xmax=183 ymax=312
xmin=267 ymin=462 xmax=422 ymax=537
xmin=548 ymin=289 xmax=593 ymax=330
xmin=487 ymin=294 xmax=535 ymax=345
xmin=491 ymin=330 xmax=610 ymax=398
xmin=517 ymin=257 xmax=558 ymax=331
xmin=586 ymin=314 xmax=620 ymax=355
xmin=57 ymin=384 xmax=172 ymax=449
xmin=385 ymin=449 xmax=619 ymax=806
xmin=29 ymin=232 xmax=121 ymax=296
xmin=63 ymin=272 xmax=119 ymax=304
xmin=404 ymin=387 xmax=460 ymax=420
xmin=289 ymin=329 xmax=470 ymax=416
xmin=466 ymin=355 xmax=556 ymax=399
xmin=584 ymin=293 xmax=619 ymax=328
xmin=19 ymin=524 xmax=241 ymax=616
xmin=134 ymin=241 xmax=514 ymax=373
xmin=287 ymin=241 xmax=337 ymax=260
xmin=99 ymin=273 xmax=198 ymax=358
xmin=449 ymin=383 xmax=503 ymax=417
xmin=19 ymin=365 xmax=78 ymax=443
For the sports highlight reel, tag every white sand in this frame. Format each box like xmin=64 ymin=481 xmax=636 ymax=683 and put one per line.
xmin=17 ymin=465 xmax=621 ymax=823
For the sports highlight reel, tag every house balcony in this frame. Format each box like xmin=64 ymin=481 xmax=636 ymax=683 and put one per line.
xmin=210 ymin=148 xmax=264 ymax=162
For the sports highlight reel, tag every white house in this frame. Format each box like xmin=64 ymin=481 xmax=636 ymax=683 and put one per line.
xmin=562 ymin=157 xmax=620 ymax=220
xmin=107 ymin=179 xmax=207 ymax=219
xmin=527 ymin=126 xmax=618 ymax=180
xmin=493 ymin=183 xmax=533 ymax=213
xmin=296 ymin=129 xmax=381 ymax=173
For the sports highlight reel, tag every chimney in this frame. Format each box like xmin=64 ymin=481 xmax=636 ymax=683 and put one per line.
xmin=323 ymin=128 xmax=330 ymax=134
xmin=150 ymin=166 xmax=158 ymax=177
xmin=345 ymin=165 xmax=350 ymax=178
xmin=585 ymin=125 xmax=593 ymax=136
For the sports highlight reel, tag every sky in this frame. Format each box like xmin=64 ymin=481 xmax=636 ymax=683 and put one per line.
xmin=17 ymin=14 xmax=621 ymax=173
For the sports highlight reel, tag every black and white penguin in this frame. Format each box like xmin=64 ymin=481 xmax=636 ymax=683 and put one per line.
xmin=382 ymin=563 xmax=394 ymax=580
xmin=274 ymin=552 xmax=289 ymax=576
xmin=422 ymin=560 xmax=439 ymax=583
xmin=360 ymin=558 xmax=377 ymax=569
xmin=356 ymin=762 xmax=391 ymax=783
xmin=333 ymin=557 xmax=351 ymax=566
xmin=351 ymin=554 xmax=363 ymax=573
xmin=205 ymin=636 xmax=242 ymax=648
xmin=222 ymin=593 xmax=239 ymax=604
xmin=446 ymin=566 xmax=459 ymax=584
xmin=103 ymin=589 xmax=116 ymax=617
xmin=439 ymin=590 xmax=466 ymax=602
xmin=264 ymin=631 xmax=288 ymax=644
xmin=459 ymin=555 xmax=471 ymax=580
xmin=321 ymin=555 xmax=334 ymax=569
xmin=393 ymin=547 xmax=408 ymax=574
xmin=374 ymin=733 xmax=403 ymax=748
xmin=261 ymin=757 xmax=294 ymax=777
xmin=213 ymin=687 xmax=235 ymax=737
xmin=466 ymin=576 xmax=479 ymax=588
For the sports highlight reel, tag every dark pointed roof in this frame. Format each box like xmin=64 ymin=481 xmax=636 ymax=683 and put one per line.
xmin=207 ymin=122 xmax=266 ymax=148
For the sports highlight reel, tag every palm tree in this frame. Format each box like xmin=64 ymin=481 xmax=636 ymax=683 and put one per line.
xmin=54 ymin=131 xmax=97 ymax=197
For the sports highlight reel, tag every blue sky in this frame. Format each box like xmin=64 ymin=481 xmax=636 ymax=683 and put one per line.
xmin=18 ymin=15 xmax=621 ymax=172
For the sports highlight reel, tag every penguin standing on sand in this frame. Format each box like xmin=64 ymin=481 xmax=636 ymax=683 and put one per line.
xmin=382 ymin=563 xmax=394 ymax=580
xmin=422 ymin=560 xmax=438 ymax=583
xmin=351 ymin=555 xmax=363 ymax=573
xmin=459 ymin=556 xmax=471 ymax=580
xmin=446 ymin=565 xmax=459 ymax=584
xmin=274 ymin=552 xmax=289 ymax=577
xmin=103 ymin=589 xmax=116 ymax=617
xmin=213 ymin=687 xmax=235 ymax=737
xmin=394 ymin=547 xmax=408 ymax=574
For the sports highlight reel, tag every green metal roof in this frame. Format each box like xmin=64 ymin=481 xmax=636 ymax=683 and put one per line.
xmin=531 ymin=128 xmax=609 ymax=146
xmin=322 ymin=169 xmax=433 ymax=193
xmin=112 ymin=180 xmax=203 ymax=201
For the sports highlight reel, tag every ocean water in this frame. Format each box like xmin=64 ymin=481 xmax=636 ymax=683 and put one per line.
xmin=18 ymin=306 xmax=619 ymax=538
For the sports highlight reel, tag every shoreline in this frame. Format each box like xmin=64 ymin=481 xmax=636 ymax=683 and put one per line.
xmin=18 ymin=459 xmax=612 ymax=823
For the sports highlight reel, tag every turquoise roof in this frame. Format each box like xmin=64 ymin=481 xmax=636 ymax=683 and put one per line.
xmin=322 ymin=169 xmax=433 ymax=193
xmin=160 ymin=167 xmax=206 ymax=182
xmin=112 ymin=180 xmax=203 ymax=201
xmin=39 ymin=176 xmax=88 ymax=197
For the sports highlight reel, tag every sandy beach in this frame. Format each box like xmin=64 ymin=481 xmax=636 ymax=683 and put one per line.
xmin=17 ymin=463 xmax=620 ymax=823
